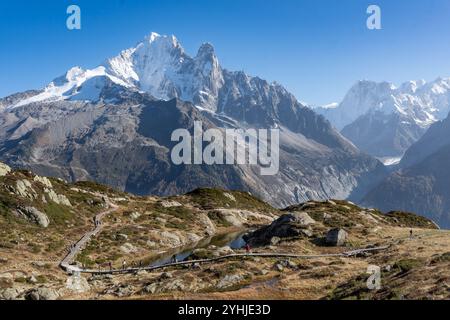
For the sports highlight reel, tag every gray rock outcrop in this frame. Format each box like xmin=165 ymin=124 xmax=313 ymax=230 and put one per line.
xmin=15 ymin=206 xmax=50 ymax=228
xmin=0 ymin=162 xmax=11 ymax=177
xmin=243 ymin=212 xmax=316 ymax=246
xmin=26 ymin=287 xmax=60 ymax=300
xmin=326 ymin=228 xmax=348 ymax=246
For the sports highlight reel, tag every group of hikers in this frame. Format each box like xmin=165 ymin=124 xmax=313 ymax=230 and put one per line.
xmin=94 ymin=216 xmax=102 ymax=228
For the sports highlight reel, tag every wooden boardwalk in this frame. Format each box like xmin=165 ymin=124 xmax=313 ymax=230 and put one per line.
xmin=60 ymin=200 xmax=118 ymax=274
xmin=60 ymin=203 xmax=392 ymax=275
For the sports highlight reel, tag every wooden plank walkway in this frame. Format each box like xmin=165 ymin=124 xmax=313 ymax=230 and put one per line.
xmin=60 ymin=196 xmax=438 ymax=276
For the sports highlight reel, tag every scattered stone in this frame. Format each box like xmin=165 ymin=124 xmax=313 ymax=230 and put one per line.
xmin=89 ymin=274 xmax=113 ymax=282
xmin=300 ymin=228 xmax=313 ymax=237
xmin=326 ymin=228 xmax=348 ymax=246
xmin=0 ymin=162 xmax=11 ymax=177
xmin=160 ymin=200 xmax=182 ymax=208
xmin=223 ymin=192 xmax=236 ymax=202
xmin=135 ymin=270 xmax=147 ymax=277
xmin=276 ymin=259 xmax=297 ymax=270
xmin=146 ymin=240 xmax=157 ymax=248
xmin=0 ymin=287 xmax=22 ymax=300
xmin=259 ymin=269 xmax=269 ymax=276
xmin=186 ymin=233 xmax=202 ymax=243
xmin=27 ymin=276 xmax=38 ymax=284
xmin=274 ymin=264 xmax=284 ymax=272
xmin=164 ymin=279 xmax=186 ymax=291
xmin=286 ymin=260 xmax=298 ymax=269
xmin=26 ymin=287 xmax=60 ymax=300
xmin=66 ymin=275 xmax=90 ymax=293
xmin=31 ymin=261 xmax=47 ymax=268
xmin=160 ymin=272 xmax=173 ymax=280
xmin=144 ymin=283 xmax=158 ymax=294
xmin=110 ymin=285 xmax=135 ymax=297
xmin=33 ymin=175 xmax=53 ymax=188
xmin=155 ymin=217 xmax=167 ymax=224
xmin=192 ymin=248 xmax=208 ymax=259
xmin=212 ymin=246 xmax=234 ymax=257
xmin=120 ymin=242 xmax=138 ymax=254
xmin=130 ymin=212 xmax=141 ymax=220
xmin=270 ymin=236 xmax=281 ymax=245
xmin=115 ymin=233 xmax=128 ymax=241
xmin=0 ymin=273 xmax=13 ymax=280
xmin=216 ymin=274 xmax=244 ymax=289
xmin=211 ymin=209 xmax=274 ymax=228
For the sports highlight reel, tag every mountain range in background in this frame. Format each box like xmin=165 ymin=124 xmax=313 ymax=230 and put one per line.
xmin=0 ymin=33 xmax=383 ymax=209
xmin=314 ymin=79 xmax=450 ymax=162
xmin=362 ymin=111 xmax=450 ymax=228
xmin=1 ymin=32 xmax=450 ymax=228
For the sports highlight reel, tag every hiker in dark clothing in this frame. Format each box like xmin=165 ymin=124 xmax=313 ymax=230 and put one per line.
xmin=410 ymin=229 xmax=413 ymax=239
xmin=171 ymin=255 xmax=178 ymax=264
xmin=245 ymin=243 xmax=252 ymax=253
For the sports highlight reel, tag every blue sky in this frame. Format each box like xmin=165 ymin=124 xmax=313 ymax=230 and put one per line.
xmin=1 ymin=0 xmax=450 ymax=105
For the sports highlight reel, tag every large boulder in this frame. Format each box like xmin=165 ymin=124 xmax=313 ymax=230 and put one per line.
xmin=15 ymin=206 xmax=50 ymax=228
xmin=26 ymin=287 xmax=60 ymax=300
xmin=0 ymin=162 xmax=11 ymax=177
xmin=243 ymin=212 xmax=316 ymax=246
xmin=291 ymin=211 xmax=316 ymax=226
xmin=326 ymin=228 xmax=348 ymax=246
xmin=66 ymin=275 xmax=90 ymax=293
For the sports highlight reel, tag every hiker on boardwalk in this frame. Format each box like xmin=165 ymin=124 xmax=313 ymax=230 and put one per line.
xmin=245 ymin=243 xmax=252 ymax=253
xmin=122 ymin=260 xmax=127 ymax=270
xmin=410 ymin=229 xmax=413 ymax=239
xmin=109 ymin=262 xmax=113 ymax=271
xmin=171 ymin=255 xmax=178 ymax=264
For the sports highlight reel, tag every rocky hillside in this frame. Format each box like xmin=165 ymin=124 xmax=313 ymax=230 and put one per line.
xmin=363 ymin=112 xmax=450 ymax=229
xmin=1 ymin=164 xmax=447 ymax=300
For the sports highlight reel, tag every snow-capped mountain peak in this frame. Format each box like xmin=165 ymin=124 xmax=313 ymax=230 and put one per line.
xmin=313 ymin=76 xmax=450 ymax=159
xmin=7 ymin=65 xmax=133 ymax=108
xmin=399 ymin=79 xmax=426 ymax=94
xmin=4 ymin=32 xmax=233 ymax=111
xmin=316 ymin=77 xmax=450 ymax=131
